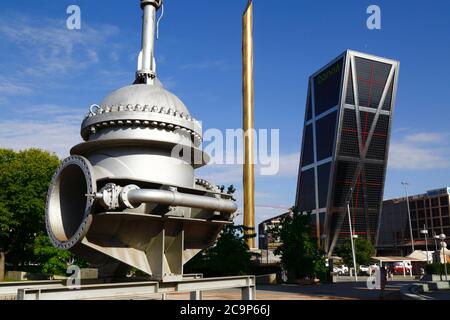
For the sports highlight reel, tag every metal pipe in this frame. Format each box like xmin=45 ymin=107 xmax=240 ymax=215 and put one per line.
xmin=440 ymin=236 xmax=448 ymax=281
xmin=141 ymin=4 xmax=156 ymax=74
xmin=401 ymin=182 xmax=415 ymax=253
xmin=242 ymin=0 xmax=255 ymax=249
xmin=137 ymin=0 xmax=162 ymax=82
xmin=126 ymin=188 xmax=238 ymax=213
xmin=347 ymin=202 xmax=358 ymax=282
xmin=421 ymin=225 xmax=430 ymax=264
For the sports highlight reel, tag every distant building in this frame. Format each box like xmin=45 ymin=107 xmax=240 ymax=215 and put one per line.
xmin=258 ymin=212 xmax=290 ymax=251
xmin=377 ymin=187 xmax=450 ymax=256
xmin=294 ymin=50 xmax=400 ymax=256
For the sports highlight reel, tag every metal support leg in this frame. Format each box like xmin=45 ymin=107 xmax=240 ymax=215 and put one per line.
xmin=241 ymin=285 xmax=256 ymax=300
xmin=16 ymin=275 xmax=256 ymax=300
xmin=190 ymin=290 xmax=203 ymax=300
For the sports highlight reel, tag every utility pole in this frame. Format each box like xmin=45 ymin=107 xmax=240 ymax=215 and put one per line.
xmin=420 ymin=225 xmax=429 ymax=264
xmin=347 ymin=201 xmax=358 ymax=282
xmin=401 ymin=182 xmax=415 ymax=253
xmin=439 ymin=234 xmax=448 ymax=281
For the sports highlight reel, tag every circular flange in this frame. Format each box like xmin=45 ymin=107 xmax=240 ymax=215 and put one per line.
xmin=120 ymin=184 xmax=141 ymax=209
xmin=45 ymin=155 xmax=96 ymax=250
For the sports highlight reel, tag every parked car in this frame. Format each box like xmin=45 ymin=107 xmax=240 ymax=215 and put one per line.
xmin=333 ymin=265 xmax=349 ymax=275
xmin=359 ymin=265 xmax=370 ymax=275
xmin=393 ymin=261 xmax=412 ymax=274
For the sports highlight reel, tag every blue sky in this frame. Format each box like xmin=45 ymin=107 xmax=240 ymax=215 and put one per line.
xmin=0 ymin=0 xmax=450 ymax=227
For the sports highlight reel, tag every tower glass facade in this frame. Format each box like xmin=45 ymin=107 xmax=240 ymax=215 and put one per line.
xmin=295 ymin=50 xmax=400 ymax=255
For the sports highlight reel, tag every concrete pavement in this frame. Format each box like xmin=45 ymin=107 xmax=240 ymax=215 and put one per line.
xmin=162 ymin=278 xmax=416 ymax=300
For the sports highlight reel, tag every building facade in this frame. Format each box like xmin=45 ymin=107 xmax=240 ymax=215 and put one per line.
xmin=377 ymin=187 xmax=450 ymax=256
xmin=295 ymin=50 xmax=400 ymax=256
xmin=258 ymin=212 xmax=290 ymax=251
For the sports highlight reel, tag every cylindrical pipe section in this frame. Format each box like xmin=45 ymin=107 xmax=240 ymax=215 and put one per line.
xmin=126 ymin=188 xmax=237 ymax=213
xmin=242 ymin=0 xmax=256 ymax=249
xmin=141 ymin=3 xmax=156 ymax=73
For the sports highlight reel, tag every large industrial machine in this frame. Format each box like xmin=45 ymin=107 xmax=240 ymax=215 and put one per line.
xmin=45 ymin=0 xmax=237 ymax=282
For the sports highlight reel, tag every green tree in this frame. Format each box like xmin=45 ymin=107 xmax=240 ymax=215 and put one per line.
xmin=184 ymin=224 xmax=253 ymax=277
xmin=0 ymin=148 xmax=77 ymax=279
xmin=336 ymin=237 xmax=375 ymax=268
xmin=33 ymin=234 xmax=73 ymax=276
xmin=272 ymin=209 xmax=326 ymax=281
xmin=185 ymin=185 xmax=254 ymax=277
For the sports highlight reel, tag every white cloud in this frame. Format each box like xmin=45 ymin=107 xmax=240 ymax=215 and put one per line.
xmin=0 ymin=104 xmax=85 ymax=158
xmin=389 ymin=132 xmax=450 ymax=170
xmin=275 ymin=152 xmax=300 ymax=177
xmin=197 ymin=152 xmax=300 ymax=185
xmin=0 ymin=120 xmax=82 ymax=159
xmin=198 ymin=164 xmax=242 ymax=184
xmin=0 ymin=14 xmax=119 ymax=76
xmin=404 ymin=132 xmax=448 ymax=144
xmin=0 ymin=76 xmax=33 ymax=96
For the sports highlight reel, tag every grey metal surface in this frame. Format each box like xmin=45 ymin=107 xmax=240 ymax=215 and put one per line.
xmin=0 ymin=280 xmax=63 ymax=297
xmin=17 ymin=276 xmax=256 ymax=301
xmin=44 ymin=1 xmax=237 ymax=281
xmin=125 ymin=187 xmax=238 ymax=213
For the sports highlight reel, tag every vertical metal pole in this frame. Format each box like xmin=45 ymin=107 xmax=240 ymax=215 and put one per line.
xmin=402 ymin=260 xmax=406 ymax=278
xmin=141 ymin=3 xmax=156 ymax=74
xmin=402 ymin=182 xmax=415 ymax=253
xmin=424 ymin=225 xmax=429 ymax=264
xmin=434 ymin=237 xmax=438 ymax=264
xmin=347 ymin=202 xmax=358 ymax=282
xmin=242 ymin=0 xmax=255 ymax=249
xmin=190 ymin=291 xmax=203 ymax=300
xmin=442 ymin=243 xmax=448 ymax=281
xmin=137 ymin=0 xmax=161 ymax=84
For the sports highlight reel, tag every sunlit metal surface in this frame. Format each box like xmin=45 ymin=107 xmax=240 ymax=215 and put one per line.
xmin=242 ymin=0 xmax=255 ymax=249
xmin=45 ymin=0 xmax=237 ymax=281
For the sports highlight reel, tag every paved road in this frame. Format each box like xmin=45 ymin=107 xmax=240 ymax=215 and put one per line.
xmin=162 ymin=278 xmax=416 ymax=300
xmin=420 ymin=289 xmax=450 ymax=300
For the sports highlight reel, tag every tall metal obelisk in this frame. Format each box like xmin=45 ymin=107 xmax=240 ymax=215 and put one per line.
xmin=243 ymin=0 xmax=255 ymax=249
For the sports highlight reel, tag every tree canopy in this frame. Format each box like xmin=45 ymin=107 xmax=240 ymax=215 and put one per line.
xmin=184 ymin=185 xmax=254 ymax=277
xmin=0 ymin=149 xmax=59 ymax=262
xmin=0 ymin=148 xmax=79 ymax=279
xmin=336 ymin=237 xmax=375 ymax=267
xmin=184 ymin=224 xmax=253 ymax=277
xmin=272 ymin=209 xmax=327 ymax=281
xmin=184 ymin=225 xmax=252 ymax=277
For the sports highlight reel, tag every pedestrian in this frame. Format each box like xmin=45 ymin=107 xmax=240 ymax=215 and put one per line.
xmin=379 ymin=266 xmax=387 ymax=300
xmin=281 ymin=268 xmax=287 ymax=283
xmin=387 ymin=267 xmax=393 ymax=280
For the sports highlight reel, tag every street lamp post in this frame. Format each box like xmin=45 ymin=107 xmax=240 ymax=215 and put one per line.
xmin=439 ymin=234 xmax=447 ymax=281
xmin=401 ymin=182 xmax=415 ymax=253
xmin=433 ymin=233 xmax=440 ymax=264
xmin=420 ymin=225 xmax=430 ymax=264
xmin=346 ymin=201 xmax=358 ymax=282
xmin=259 ymin=234 xmax=268 ymax=264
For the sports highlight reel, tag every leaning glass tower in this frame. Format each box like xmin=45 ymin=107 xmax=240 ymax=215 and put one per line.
xmin=295 ymin=50 xmax=400 ymax=256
